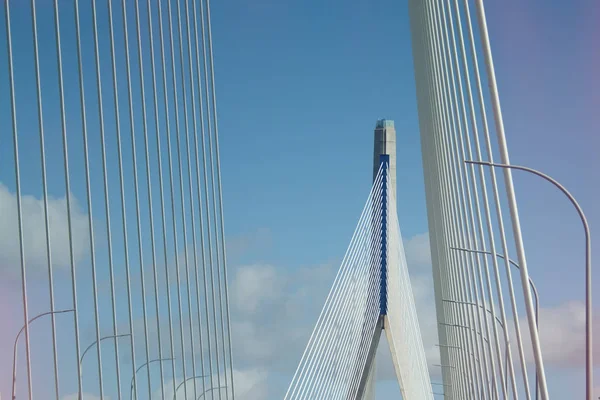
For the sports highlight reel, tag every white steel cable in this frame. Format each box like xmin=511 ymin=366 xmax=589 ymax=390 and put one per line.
xmin=429 ymin=1 xmax=488 ymax=394
xmin=462 ymin=0 xmax=532 ymax=396
xmin=197 ymin=0 xmax=224 ymax=393
xmin=438 ymin=0 xmax=530 ymax=397
xmin=421 ymin=4 xmax=479 ymax=393
xmin=199 ymin=0 xmax=230 ymax=395
xmin=51 ymin=0 xmax=85 ymax=396
xmin=287 ymin=176 xmax=384 ymax=398
xmin=3 ymin=1 xmax=231 ymax=398
xmin=89 ymin=0 xmax=124 ymax=396
xmin=436 ymin=1 xmax=498 ymax=396
xmin=142 ymin=0 xmax=171 ymax=395
xmin=73 ymin=0 xmax=106 ymax=394
xmin=3 ymin=1 xmax=34 ymax=398
xmin=311 ymin=265 xmax=380 ymax=398
xmin=287 ymin=163 xmax=433 ymax=400
xmin=338 ymin=284 xmax=382 ymax=399
xmin=450 ymin=0 xmax=512 ymax=393
xmin=387 ymin=175 xmax=434 ymax=399
xmin=132 ymin=0 xmax=161 ymax=394
xmin=305 ymin=237 xmax=381 ymax=398
xmin=471 ymin=0 xmax=550 ymax=395
xmin=291 ymin=184 xmax=384 ymax=398
xmin=172 ymin=0 xmax=200 ymax=395
xmin=106 ymin=0 xmax=141 ymax=397
xmin=28 ymin=0 xmax=60 ymax=396
xmin=341 ymin=273 xmax=383 ymax=398
xmin=331 ymin=219 xmax=383 ymax=398
xmin=309 ymin=226 xmax=381 ymax=397
xmin=423 ymin=0 xmax=482 ymax=393
xmin=204 ymin=0 xmax=234 ymax=393
xmin=182 ymin=0 xmax=209 ymax=395
xmin=156 ymin=0 xmax=182 ymax=389
xmin=312 ymin=224 xmax=382 ymax=398
xmin=190 ymin=0 xmax=217 ymax=392
xmin=165 ymin=0 xmax=192 ymax=394
xmin=409 ymin=2 xmax=464 ymax=395
xmin=408 ymin=0 xmax=551 ymax=397
xmin=284 ymin=171 xmax=384 ymax=397
xmin=443 ymin=1 xmax=507 ymax=395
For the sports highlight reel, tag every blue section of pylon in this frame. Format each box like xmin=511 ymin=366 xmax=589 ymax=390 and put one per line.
xmin=380 ymin=154 xmax=388 ymax=316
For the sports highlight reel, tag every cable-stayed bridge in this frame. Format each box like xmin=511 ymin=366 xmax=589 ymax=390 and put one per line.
xmin=0 ymin=0 xmax=592 ymax=399
xmin=285 ymin=142 xmax=433 ymax=399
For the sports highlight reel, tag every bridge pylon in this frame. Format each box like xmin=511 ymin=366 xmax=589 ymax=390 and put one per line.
xmin=285 ymin=120 xmax=432 ymax=400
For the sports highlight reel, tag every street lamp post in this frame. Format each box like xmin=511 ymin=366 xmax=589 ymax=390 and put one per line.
xmin=441 ymin=298 xmax=510 ymax=399
xmin=467 ymin=160 xmax=592 ymax=399
xmin=172 ymin=375 xmax=207 ymax=400
xmin=451 ymin=244 xmax=542 ymax=400
xmin=79 ymin=333 xmax=131 ymax=371
xmin=439 ymin=322 xmax=489 ymax=344
xmin=129 ymin=358 xmax=174 ymax=400
xmin=11 ymin=309 xmax=74 ymax=400
xmin=442 ymin=298 xmax=504 ymax=328
xmin=450 ymin=247 xmax=540 ymax=329
xmin=196 ymin=386 xmax=227 ymax=399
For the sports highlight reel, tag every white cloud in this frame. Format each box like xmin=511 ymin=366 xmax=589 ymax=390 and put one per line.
xmin=152 ymin=368 xmax=268 ymax=400
xmin=514 ymin=300 xmax=600 ymax=368
xmin=232 ymin=368 xmax=269 ymax=400
xmin=228 ymin=232 xmax=441 ymax=391
xmin=404 ymin=232 xmax=431 ymax=268
xmin=0 ymin=183 xmax=89 ymax=277
xmin=231 ymin=264 xmax=285 ymax=314
xmin=226 ymin=228 xmax=272 ymax=260
xmin=230 ymin=262 xmax=335 ymax=371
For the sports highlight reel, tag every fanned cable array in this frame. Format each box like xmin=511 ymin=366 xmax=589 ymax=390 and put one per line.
xmin=385 ymin=185 xmax=434 ymax=399
xmin=286 ymin=162 xmax=433 ymax=400
xmin=0 ymin=0 xmax=234 ymax=399
xmin=285 ymin=167 xmax=384 ymax=400
xmin=407 ymin=0 xmax=550 ymax=399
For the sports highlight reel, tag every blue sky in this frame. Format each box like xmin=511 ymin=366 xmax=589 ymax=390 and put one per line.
xmin=212 ymin=0 xmax=599 ymax=397
xmin=0 ymin=0 xmax=598 ymax=398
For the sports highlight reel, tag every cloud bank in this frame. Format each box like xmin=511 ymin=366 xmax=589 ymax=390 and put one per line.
xmin=0 ymin=183 xmax=89 ymax=278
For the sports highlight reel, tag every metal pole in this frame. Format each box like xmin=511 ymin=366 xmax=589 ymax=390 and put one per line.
xmin=424 ymin=0 xmax=480 ymax=393
xmin=451 ymin=247 xmax=540 ymax=329
xmin=467 ymin=160 xmax=592 ymax=399
xmin=411 ymin=0 xmax=459 ymax=395
xmin=436 ymin=0 xmax=497 ymax=394
xmin=79 ymin=334 xmax=132 ymax=373
xmin=51 ymin=0 xmax=84 ymax=396
xmin=106 ymin=0 xmax=140 ymax=397
xmin=129 ymin=358 xmax=175 ymax=400
xmin=4 ymin=1 xmax=33 ymax=397
xmin=197 ymin=387 xmax=227 ymax=400
xmin=442 ymin=299 xmax=504 ymax=327
xmin=452 ymin=245 xmax=541 ymax=400
xmin=173 ymin=376 xmax=207 ymax=400
xmin=439 ymin=322 xmax=489 ymax=344
xmin=12 ymin=310 xmax=74 ymax=400
xmin=470 ymin=1 xmax=550 ymax=397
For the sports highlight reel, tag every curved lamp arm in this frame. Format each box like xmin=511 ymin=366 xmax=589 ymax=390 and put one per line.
xmin=79 ymin=333 xmax=131 ymax=369
xmin=172 ymin=375 xmax=207 ymax=400
xmin=12 ymin=309 xmax=74 ymax=400
xmin=129 ymin=358 xmax=174 ymax=400
xmin=467 ymin=159 xmax=592 ymax=399
xmin=196 ymin=386 xmax=227 ymax=399
xmin=449 ymin=247 xmax=539 ymax=329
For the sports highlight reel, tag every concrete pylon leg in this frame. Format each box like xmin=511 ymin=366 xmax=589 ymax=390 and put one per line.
xmin=355 ymin=317 xmax=384 ymax=400
xmin=361 ymin=353 xmax=377 ymax=400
